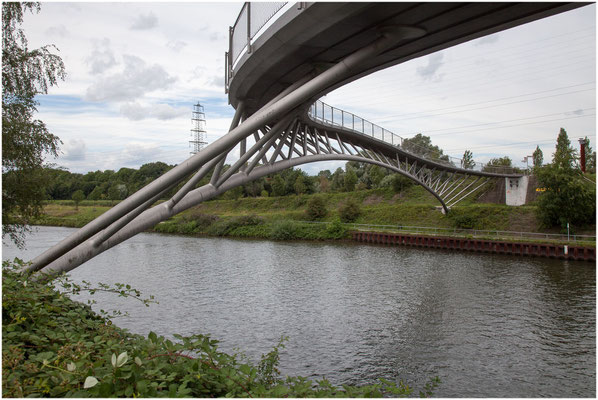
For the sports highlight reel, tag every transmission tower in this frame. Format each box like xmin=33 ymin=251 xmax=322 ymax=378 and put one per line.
xmin=190 ymin=102 xmax=208 ymax=155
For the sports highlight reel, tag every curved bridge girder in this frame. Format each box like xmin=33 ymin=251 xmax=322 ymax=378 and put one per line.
xmin=31 ymin=112 xmax=494 ymax=278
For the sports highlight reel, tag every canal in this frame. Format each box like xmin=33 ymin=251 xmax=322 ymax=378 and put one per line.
xmin=3 ymin=226 xmax=595 ymax=397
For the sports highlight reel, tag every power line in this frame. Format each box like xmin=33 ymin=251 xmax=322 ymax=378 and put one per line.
xmin=379 ymin=87 xmax=595 ymax=122
xmin=334 ymin=33 xmax=595 ymax=98
xmin=330 ymin=62 xmax=595 ymax=118
xmin=377 ymin=82 xmax=595 ymax=119
xmin=403 ymin=110 xmax=595 ymax=137
xmin=445 ymin=135 xmax=596 ymax=153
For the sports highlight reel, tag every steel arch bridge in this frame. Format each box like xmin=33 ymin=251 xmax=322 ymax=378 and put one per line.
xmin=26 ymin=2 xmax=587 ymax=278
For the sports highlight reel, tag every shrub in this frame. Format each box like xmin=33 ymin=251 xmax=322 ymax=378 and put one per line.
xmin=452 ymin=214 xmax=476 ymax=229
xmin=183 ymin=211 xmax=219 ymax=229
xmin=325 ymin=219 xmax=348 ymax=239
xmin=269 ymin=220 xmax=300 ymax=240
xmin=391 ymin=174 xmax=414 ymax=193
xmin=207 ymin=215 xmax=264 ymax=236
xmin=305 ymin=195 xmax=327 ymax=220
xmin=338 ymin=198 xmax=361 ymax=222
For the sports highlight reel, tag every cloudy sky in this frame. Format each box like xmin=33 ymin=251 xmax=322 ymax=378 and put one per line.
xmin=23 ymin=2 xmax=595 ymax=174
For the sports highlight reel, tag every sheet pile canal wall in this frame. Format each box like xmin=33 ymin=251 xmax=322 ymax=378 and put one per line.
xmin=351 ymin=231 xmax=595 ymax=262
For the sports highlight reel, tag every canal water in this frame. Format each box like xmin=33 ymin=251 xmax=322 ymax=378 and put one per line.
xmin=3 ymin=226 xmax=595 ymax=397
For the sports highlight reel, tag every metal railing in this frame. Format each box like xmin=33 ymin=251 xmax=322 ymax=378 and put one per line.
xmin=308 ymin=100 xmax=525 ymax=176
xmin=300 ymin=221 xmax=596 ymax=243
xmin=225 ymin=2 xmax=288 ymax=93
xmin=224 ymin=3 xmax=526 ymax=177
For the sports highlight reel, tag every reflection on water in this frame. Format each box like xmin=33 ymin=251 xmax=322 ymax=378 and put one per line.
xmin=3 ymin=226 xmax=595 ymax=397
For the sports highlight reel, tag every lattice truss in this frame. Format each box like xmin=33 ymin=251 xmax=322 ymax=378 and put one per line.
xmin=206 ymin=114 xmax=494 ymax=211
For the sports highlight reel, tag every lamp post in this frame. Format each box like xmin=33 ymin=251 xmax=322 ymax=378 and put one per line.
xmin=522 ymin=155 xmax=533 ymax=171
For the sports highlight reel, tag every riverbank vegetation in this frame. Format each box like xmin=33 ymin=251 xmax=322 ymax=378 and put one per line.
xmin=2 ymin=260 xmax=439 ymax=397
xmin=35 ymin=177 xmax=596 ymax=241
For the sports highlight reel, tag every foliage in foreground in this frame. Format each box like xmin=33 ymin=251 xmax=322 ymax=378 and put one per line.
xmin=2 ymin=2 xmax=66 ymax=248
xmin=2 ymin=260 xmax=439 ymax=397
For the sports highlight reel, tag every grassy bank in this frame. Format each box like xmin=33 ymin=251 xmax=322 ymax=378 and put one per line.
xmin=36 ymin=186 xmax=595 ymax=244
xmin=2 ymin=260 xmax=437 ymax=397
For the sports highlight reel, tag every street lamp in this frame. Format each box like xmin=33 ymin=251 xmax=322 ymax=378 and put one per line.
xmin=522 ymin=155 xmax=533 ymax=171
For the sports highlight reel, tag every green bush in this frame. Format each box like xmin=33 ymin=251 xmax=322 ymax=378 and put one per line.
xmin=325 ymin=219 xmax=348 ymax=239
xmin=338 ymin=198 xmax=361 ymax=223
xmin=270 ymin=220 xmax=300 ymax=240
xmin=451 ymin=214 xmax=476 ymax=229
xmin=3 ymin=260 xmax=438 ymax=397
xmin=305 ymin=195 xmax=328 ymax=220
xmin=207 ymin=215 xmax=264 ymax=236
xmin=183 ymin=211 xmax=219 ymax=229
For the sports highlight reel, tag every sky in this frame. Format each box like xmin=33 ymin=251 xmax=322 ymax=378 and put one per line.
xmin=22 ymin=2 xmax=596 ymax=175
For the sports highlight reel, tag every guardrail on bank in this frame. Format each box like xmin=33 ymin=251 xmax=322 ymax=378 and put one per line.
xmin=301 ymin=220 xmax=596 ymax=243
xmin=308 ymin=100 xmax=525 ymax=176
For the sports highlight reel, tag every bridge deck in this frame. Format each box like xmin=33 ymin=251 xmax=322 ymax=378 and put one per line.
xmin=228 ymin=2 xmax=586 ymax=115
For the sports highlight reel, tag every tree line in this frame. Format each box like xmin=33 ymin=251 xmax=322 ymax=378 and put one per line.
xmin=39 ymin=161 xmax=418 ymax=203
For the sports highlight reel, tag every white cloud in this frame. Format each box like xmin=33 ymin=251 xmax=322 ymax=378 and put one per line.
xmin=85 ymin=55 xmax=176 ymax=102
xmin=416 ymin=53 xmax=445 ymax=81
xmin=86 ymin=38 xmax=118 ymax=75
xmin=45 ymin=25 xmax=69 ymax=37
xmin=120 ymin=102 xmax=188 ymax=121
xmin=130 ymin=12 xmax=158 ymax=30
xmin=166 ymin=40 xmax=187 ymax=52
xmin=121 ymin=143 xmax=162 ymax=164
xmin=61 ymin=138 xmax=87 ymax=161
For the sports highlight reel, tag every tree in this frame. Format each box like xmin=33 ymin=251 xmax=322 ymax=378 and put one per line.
xmin=402 ymin=133 xmax=450 ymax=163
xmin=330 ymin=167 xmax=345 ymax=191
xmin=482 ymin=156 xmax=515 ymax=173
xmin=535 ymin=164 xmax=595 ymax=231
xmin=318 ymin=174 xmax=330 ymax=193
xmin=87 ymin=185 xmax=105 ymax=201
xmin=293 ymin=174 xmax=306 ymax=195
xmin=532 ymin=145 xmax=543 ymax=169
xmin=2 ymin=2 xmax=66 ymax=247
xmin=552 ymin=128 xmax=576 ymax=170
xmin=305 ymin=195 xmax=327 ymax=220
xmin=344 ymin=167 xmax=358 ymax=192
xmin=368 ymin=165 xmax=385 ymax=188
xmin=581 ymin=136 xmax=596 ymax=173
xmin=271 ymin=174 xmax=285 ymax=197
xmin=461 ymin=150 xmax=475 ymax=169
xmin=71 ymin=190 xmax=85 ymax=210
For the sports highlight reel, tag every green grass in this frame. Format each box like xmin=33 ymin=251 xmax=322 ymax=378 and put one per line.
xmin=36 ymin=186 xmax=595 ymax=243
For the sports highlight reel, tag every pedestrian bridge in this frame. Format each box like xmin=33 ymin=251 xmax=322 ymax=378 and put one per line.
xmin=26 ymin=1 xmax=587 ymax=277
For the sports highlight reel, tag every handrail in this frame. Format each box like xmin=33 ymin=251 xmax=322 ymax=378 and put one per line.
xmin=225 ymin=2 xmax=288 ymax=93
xmin=308 ymin=100 xmax=525 ymax=176
xmin=225 ymin=3 xmax=525 ymax=177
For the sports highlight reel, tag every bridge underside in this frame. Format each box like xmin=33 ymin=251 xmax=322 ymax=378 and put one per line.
xmin=228 ymin=2 xmax=587 ymax=114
